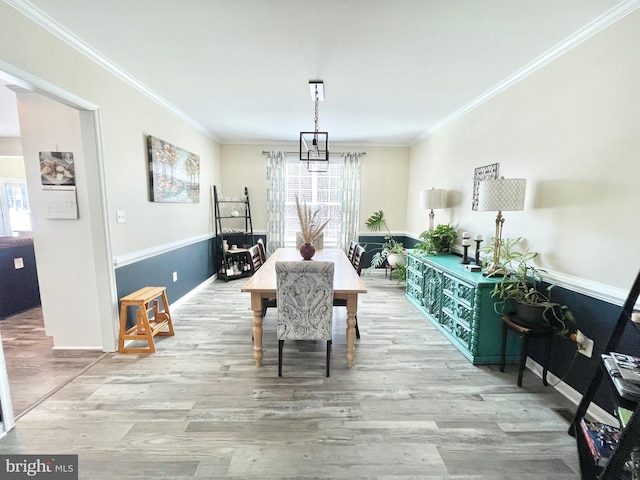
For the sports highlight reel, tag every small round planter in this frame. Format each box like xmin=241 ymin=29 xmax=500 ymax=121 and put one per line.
xmin=387 ymin=252 xmax=406 ymax=267
xmin=514 ymin=301 xmax=546 ymax=328
xmin=299 ymin=243 xmax=316 ymax=260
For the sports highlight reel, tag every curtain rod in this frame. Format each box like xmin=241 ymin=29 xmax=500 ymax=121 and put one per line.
xmin=261 ymin=151 xmax=366 ymax=156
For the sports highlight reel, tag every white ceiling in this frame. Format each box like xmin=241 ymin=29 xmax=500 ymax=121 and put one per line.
xmin=1 ymin=0 xmax=636 ymax=145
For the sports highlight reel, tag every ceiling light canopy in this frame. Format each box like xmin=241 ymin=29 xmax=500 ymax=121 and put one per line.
xmin=300 ymin=80 xmax=328 ymax=171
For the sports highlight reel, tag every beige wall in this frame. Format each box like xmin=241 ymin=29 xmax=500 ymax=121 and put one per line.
xmin=0 ymin=2 xmax=220 ymax=258
xmin=0 ymin=156 xmax=25 ymax=179
xmin=407 ymin=9 xmax=640 ymax=291
xmin=219 ymin=144 xmax=410 ymax=234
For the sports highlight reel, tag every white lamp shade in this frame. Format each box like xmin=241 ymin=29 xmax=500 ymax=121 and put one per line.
xmin=477 ymin=178 xmax=526 ymax=212
xmin=420 ymin=188 xmax=447 ymax=210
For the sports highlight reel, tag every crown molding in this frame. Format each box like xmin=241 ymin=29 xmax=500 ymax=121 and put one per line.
xmin=411 ymin=0 xmax=640 ymax=145
xmin=4 ymin=0 xmax=217 ymax=142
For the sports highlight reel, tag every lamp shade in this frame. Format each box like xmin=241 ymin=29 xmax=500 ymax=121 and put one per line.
xmin=477 ymin=178 xmax=526 ymax=212
xmin=420 ymin=188 xmax=447 ymax=210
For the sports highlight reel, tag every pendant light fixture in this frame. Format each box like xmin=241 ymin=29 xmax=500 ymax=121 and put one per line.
xmin=300 ymin=80 xmax=329 ymax=172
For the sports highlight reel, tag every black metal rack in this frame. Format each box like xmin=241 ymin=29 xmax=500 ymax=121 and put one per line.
xmin=213 ymin=185 xmax=254 ymax=281
xmin=569 ymin=270 xmax=640 ymax=479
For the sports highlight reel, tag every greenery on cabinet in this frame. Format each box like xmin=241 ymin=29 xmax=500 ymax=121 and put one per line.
xmin=414 ymin=224 xmax=458 ymax=256
xmin=481 ymin=237 xmax=578 ymax=337
xmin=363 ymin=210 xmax=406 ymax=281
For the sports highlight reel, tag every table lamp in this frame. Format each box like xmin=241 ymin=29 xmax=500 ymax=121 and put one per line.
xmin=419 ymin=188 xmax=447 ymax=231
xmin=477 ymin=177 xmax=526 ymax=275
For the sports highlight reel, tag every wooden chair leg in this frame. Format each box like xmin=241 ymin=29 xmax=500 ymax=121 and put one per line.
xmin=355 ymin=316 xmax=360 ymax=339
xmin=326 ymin=340 xmax=332 ymax=377
xmin=278 ymin=340 xmax=284 ymax=377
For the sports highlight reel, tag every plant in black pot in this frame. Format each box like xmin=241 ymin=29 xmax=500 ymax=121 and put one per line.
xmin=482 ymin=237 xmax=577 ymax=337
xmin=414 ymin=224 xmax=458 ymax=256
xmin=363 ymin=210 xmax=406 ymax=281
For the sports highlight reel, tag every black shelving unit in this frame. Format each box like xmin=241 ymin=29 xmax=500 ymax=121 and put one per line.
xmin=569 ymin=269 xmax=640 ymax=479
xmin=213 ymin=185 xmax=254 ymax=281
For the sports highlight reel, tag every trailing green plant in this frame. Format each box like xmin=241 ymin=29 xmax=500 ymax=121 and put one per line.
xmin=363 ymin=210 xmax=406 ymax=280
xmin=481 ymin=237 xmax=578 ymax=337
xmin=414 ymin=224 xmax=458 ymax=255
xmin=391 ymin=263 xmax=407 ymax=283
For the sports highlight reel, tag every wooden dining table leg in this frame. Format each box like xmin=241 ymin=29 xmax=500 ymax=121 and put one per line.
xmin=251 ymin=293 xmax=264 ymax=366
xmin=345 ymin=293 xmax=358 ymax=367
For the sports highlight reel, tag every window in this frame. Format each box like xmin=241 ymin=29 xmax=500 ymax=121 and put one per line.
xmin=284 ymin=161 xmax=342 ymax=247
xmin=0 ymin=181 xmax=31 ymax=235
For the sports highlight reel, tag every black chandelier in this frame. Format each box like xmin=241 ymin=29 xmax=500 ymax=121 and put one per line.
xmin=300 ymin=80 xmax=329 ymax=172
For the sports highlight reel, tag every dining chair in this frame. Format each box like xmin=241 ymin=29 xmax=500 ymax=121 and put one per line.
xmin=256 ymin=238 xmax=267 ymax=263
xmin=247 ymin=245 xmax=263 ymax=273
xmin=346 ymin=240 xmax=358 ymax=264
xmin=275 ymin=261 xmax=335 ymax=377
xmin=333 ymin=244 xmax=365 ymax=338
xmin=247 ymin=244 xmax=276 ymax=317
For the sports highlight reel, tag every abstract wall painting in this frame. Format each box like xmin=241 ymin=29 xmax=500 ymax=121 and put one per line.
xmin=147 ymin=135 xmax=200 ymax=203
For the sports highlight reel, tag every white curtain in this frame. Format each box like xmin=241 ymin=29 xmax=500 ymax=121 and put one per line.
xmin=337 ymin=152 xmax=361 ymax=251
xmin=266 ymin=151 xmax=286 ymax=256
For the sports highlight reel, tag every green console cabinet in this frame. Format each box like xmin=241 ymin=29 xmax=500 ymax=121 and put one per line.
xmin=406 ymin=251 xmax=520 ymax=365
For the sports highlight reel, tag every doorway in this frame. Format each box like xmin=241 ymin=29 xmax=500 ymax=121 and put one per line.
xmin=0 ymin=69 xmax=118 ymax=433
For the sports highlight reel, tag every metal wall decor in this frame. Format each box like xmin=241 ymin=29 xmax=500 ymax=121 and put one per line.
xmin=472 ymin=163 xmax=499 ymax=211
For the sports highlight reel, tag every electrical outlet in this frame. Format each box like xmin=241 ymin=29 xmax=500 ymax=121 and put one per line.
xmin=116 ymin=211 xmax=126 ymax=223
xmin=172 ymin=271 xmax=178 ymax=282
xmin=576 ymin=330 xmax=594 ymax=358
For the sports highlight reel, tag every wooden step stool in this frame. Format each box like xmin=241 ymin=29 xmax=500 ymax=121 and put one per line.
xmin=118 ymin=286 xmax=174 ymax=353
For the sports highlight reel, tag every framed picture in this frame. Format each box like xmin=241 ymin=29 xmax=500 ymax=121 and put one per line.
xmin=147 ymin=135 xmax=200 ymax=203
xmin=39 ymin=151 xmax=76 ymax=186
xmin=472 ymin=163 xmax=499 ymax=210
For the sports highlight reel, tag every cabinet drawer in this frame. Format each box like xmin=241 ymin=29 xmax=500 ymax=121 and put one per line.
xmin=405 ymin=255 xmax=424 ymax=303
xmin=442 ymin=274 xmax=475 ymax=308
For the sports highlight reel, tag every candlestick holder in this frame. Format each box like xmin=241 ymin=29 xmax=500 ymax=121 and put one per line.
xmin=474 ymin=239 xmax=483 ymax=265
xmin=461 ymin=244 xmax=470 ymax=264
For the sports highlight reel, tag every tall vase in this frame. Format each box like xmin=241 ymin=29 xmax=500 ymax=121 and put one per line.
xmin=299 ymin=243 xmax=316 ymax=260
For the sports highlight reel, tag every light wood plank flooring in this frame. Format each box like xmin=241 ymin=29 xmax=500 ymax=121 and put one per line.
xmin=0 ymin=271 xmax=580 ymax=479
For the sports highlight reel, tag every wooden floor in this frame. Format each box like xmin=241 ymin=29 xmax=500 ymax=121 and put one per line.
xmin=0 ymin=271 xmax=580 ymax=479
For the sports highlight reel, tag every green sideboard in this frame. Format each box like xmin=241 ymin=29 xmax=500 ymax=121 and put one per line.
xmin=406 ymin=251 xmax=520 ymax=365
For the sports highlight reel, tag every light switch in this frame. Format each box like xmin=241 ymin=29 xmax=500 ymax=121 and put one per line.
xmin=14 ymin=257 xmax=24 ymax=269
xmin=116 ymin=211 xmax=126 ymax=223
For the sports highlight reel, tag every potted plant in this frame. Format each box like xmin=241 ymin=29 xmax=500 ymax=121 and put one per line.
xmin=363 ymin=210 xmax=406 ymax=280
xmin=414 ymin=224 xmax=458 ymax=255
xmin=295 ymin=195 xmax=330 ymax=260
xmin=482 ymin=237 xmax=577 ymax=337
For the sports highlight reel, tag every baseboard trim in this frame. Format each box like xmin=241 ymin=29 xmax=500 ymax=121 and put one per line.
xmin=525 ymin=357 xmax=616 ymax=425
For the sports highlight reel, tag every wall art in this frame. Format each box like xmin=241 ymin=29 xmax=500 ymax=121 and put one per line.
xmin=39 ymin=151 xmax=75 ymax=186
xmin=472 ymin=163 xmax=499 ymax=211
xmin=148 ymin=135 xmax=200 ymax=203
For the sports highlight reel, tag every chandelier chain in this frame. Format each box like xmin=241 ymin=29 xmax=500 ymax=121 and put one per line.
xmin=314 ymin=85 xmax=319 ymax=134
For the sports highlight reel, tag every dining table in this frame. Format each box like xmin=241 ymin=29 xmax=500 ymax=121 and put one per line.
xmin=241 ymin=247 xmax=368 ymax=368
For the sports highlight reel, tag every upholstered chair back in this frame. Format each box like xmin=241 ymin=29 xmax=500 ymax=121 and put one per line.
xmin=275 ymin=261 xmax=334 ymax=341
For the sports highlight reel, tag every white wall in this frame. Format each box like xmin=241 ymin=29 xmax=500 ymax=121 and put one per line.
xmin=1 ymin=3 xmax=222 ymax=349
xmin=219 ymin=144 xmax=410 ymax=234
xmin=406 ymin=8 xmax=640 ymax=292
xmin=17 ymin=92 xmax=104 ymax=348
xmin=0 ymin=156 xmax=25 ymax=179
xmin=0 ymin=2 xmax=221 ymax=259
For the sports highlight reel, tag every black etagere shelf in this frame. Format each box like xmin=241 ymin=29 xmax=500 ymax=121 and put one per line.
xmin=569 ymin=270 xmax=640 ymax=479
xmin=213 ymin=185 xmax=254 ymax=281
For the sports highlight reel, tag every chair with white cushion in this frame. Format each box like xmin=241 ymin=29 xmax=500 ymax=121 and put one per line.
xmin=275 ymin=261 xmax=335 ymax=377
